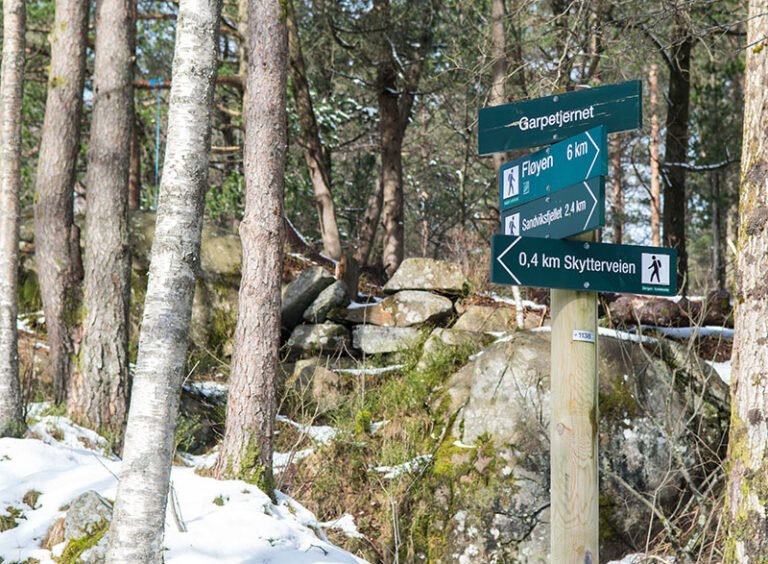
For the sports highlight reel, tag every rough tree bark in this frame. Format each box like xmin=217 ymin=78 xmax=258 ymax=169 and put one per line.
xmin=649 ymin=63 xmax=661 ymax=247
xmin=68 ymin=0 xmax=134 ymax=439
xmin=0 ymin=0 xmax=26 ymax=437
xmin=661 ymin=19 xmax=692 ymax=293
xmin=611 ymin=135 xmax=623 ymax=244
xmin=105 ymin=1 xmax=222 ymax=561
xmin=724 ymin=3 xmax=768 ymax=559
xmin=33 ymin=0 xmax=88 ymax=403
xmin=214 ymin=0 xmax=287 ymax=489
xmin=287 ymin=0 xmax=342 ymax=261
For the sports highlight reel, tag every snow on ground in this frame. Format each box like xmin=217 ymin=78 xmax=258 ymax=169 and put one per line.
xmin=374 ymin=454 xmax=433 ymax=480
xmin=334 ymin=365 xmax=404 ymax=376
xmin=320 ymin=514 xmax=365 ymax=540
xmin=0 ymin=407 xmax=365 ymax=564
xmin=706 ymin=360 xmax=732 ymax=385
xmin=276 ymin=415 xmax=338 ymax=445
xmin=487 ymin=292 xmax=548 ymax=311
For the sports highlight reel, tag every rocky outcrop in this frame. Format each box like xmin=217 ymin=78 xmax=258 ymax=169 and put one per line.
xmin=287 ymin=323 xmax=350 ymax=356
xmin=304 ymin=280 xmax=350 ymax=324
xmin=452 ymin=304 xmax=518 ymax=333
xmin=281 ymin=267 xmax=335 ymax=330
xmin=352 ymin=326 xmax=422 ymax=354
xmin=383 ymin=258 xmax=468 ymax=294
xmin=340 ymin=290 xmax=453 ymax=327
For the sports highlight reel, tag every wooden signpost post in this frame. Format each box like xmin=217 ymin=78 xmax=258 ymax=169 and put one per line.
xmin=480 ymin=81 xmax=675 ymax=563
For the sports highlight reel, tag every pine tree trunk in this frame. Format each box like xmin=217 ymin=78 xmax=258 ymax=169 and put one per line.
xmin=214 ymin=0 xmax=287 ymax=488
xmin=611 ymin=135 xmax=623 ymax=244
xmin=649 ymin=63 xmax=661 ymax=247
xmin=33 ymin=0 xmax=88 ymax=403
xmin=0 ymin=0 xmax=25 ymax=438
xmin=724 ymin=3 xmax=768 ymax=559
xmin=68 ymin=0 xmax=133 ymax=439
xmin=662 ymin=22 xmax=692 ymax=292
xmin=287 ymin=0 xmax=342 ymax=261
xmin=105 ymin=1 xmax=222 ymax=560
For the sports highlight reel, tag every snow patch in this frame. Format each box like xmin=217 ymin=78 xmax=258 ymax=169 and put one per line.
xmin=705 ymin=360 xmax=732 ymax=385
xmin=374 ymin=454 xmax=432 ymax=479
xmin=276 ymin=415 xmax=338 ymax=445
xmin=334 ymin=365 xmax=404 ymax=376
xmin=182 ymin=381 xmax=228 ymax=404
xmin=321 ymin=513 xmax=365 ymax=539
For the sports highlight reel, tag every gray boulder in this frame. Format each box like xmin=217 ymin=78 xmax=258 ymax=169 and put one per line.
xmin=285 ymin=359 xmax=349 ymax=413
xmin=437 ymin=331 xmax=728 ymax=561
xmin=452 ymin=304 xmax=518 ymax=333
xmin=287 ymin=323 xmax=350 ymax=355
xmin=352 ymin=326 xmax=422 ymax=354
xmin=342 ymin=290 xmax=453 ymax=327
xmin=281 ymin=267 xmax=335 ymax=329
xmin=303 ymin=280 xmax=350 ymax=324
xmin=63 ymin=491 xmax=113 ymax=563
xmin=383 ymin=258 xmax=468 ymax=294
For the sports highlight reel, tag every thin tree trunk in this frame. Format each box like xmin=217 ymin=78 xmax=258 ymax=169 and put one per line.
xmin=649 ymin=63 xmax=661 ymax=247
xmin=0 ymin=0 xmax=25 ymax=438
xmin=129 ymin=119 xmax=141 ymax=210
xmin=611 ymin=135 xmax=623 ymax=244
xmin=710 ymin=171 xmax=725 ymax=292
xmin=353 ymin=177 xmax=384 ymax=269
xmin=287 ymin=0 xmax=342 ymax=260
xmin=105 ymin=1 xmax=222 ymax=560
xmin=662 ymin=23 xmax=692 ymax=293
xmin=68 ymin=0 xmax=133 ymax=439
xmin=214 ymin=0 xmax=287 ymax=488
xmin=33 ymin=0 xmax=88 ymax=403
xmin=490 ymin=0 xmax=507 ymax=178
xmin=725 ymin=2 xmax=768 ymax=557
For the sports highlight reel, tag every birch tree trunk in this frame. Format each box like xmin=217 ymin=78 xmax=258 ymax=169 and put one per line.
xmin=724 ymin=2 xmax=768 ymax=559
xmin=33 ymin=0 xmax=88 ymax=403
xmin=287 ymin=0 xmax=342 ymax=261
xmin=0 ymin=0 xmax=25 ymax=438
xmin=214 ymin=0 xmax=287 ymax=489
xmin=649 ymin=63 xmax=661 ymax=247
xmin=69 ymin=0 xmax=133 ymax=440
xmin=105 ymin=1 xmax=222 ymax=560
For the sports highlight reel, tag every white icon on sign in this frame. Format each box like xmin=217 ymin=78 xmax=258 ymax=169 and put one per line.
xmin=503 ymin=166 xmax=520 ymax=199
xmin=504 ymin=213 xmax=520 ymax=236
xmin=641 ymin=253 xmax=670 ymax=285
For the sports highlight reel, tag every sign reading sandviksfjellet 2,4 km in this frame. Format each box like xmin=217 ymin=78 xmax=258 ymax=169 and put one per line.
xmin=499 ymin=126 xmax=607 ymax=211
xmin=479 ymin=80 xmax=642 ymax=155
xmin=501 ymin=177 xmax=605 ymax=239
xmin=491 ymin=235 xmax=677 ymax=296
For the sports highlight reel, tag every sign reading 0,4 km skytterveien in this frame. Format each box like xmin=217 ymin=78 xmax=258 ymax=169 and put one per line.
xmin=491 ymin=235 xmax=677 ymax=296
xmin=478 ymin=80 xmax=642 ymax=155
xmin=501 ymin=177 xmax=604 ymax=239
xmin=499 ymin=126 xmax=607 ymax=211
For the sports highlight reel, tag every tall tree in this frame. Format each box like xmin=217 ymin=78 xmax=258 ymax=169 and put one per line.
xmin=724 ymin=1 xmax=768 ymax=558
xmin=649 ymin=62 xmax=662 ymax=247
xmin=68 ymin=0 xmax=134 ymax=439
xmin=0 ymin=0 xmax=26 ymax=438
xmin=33 ymin=0 xmax=88 ymax=403
xmin=105 ymin=0 xmax=222 ymax=560
xmin=287 ymin=0 xmax=342 ymax=261
xmin=377 ymin=0 xmax=438 ymax=277
xmin=214 ymin=0 xmax=287 ymax=487
xmin=661 ymin=13 xmax=693 ymax=292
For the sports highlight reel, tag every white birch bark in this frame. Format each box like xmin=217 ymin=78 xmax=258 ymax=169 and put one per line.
xmin=724 ymin=1 xmax=768 ymax=559
xmin=105 ymin=1 xmax=222 ymax=561
xmin=0 ymin=0 xmax=25 ymax=437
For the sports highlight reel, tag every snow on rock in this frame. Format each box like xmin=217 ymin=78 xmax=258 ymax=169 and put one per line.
xmin=333 ymin=365 xmax=404 ymax=376
xmin=182 ymin=381 xmax=229 ymax=404
xmin=706 ymin=360 xmax=732 ymax=385
xmin=0 ymin=409 xmax=365 ymax=564
xmin=274 ymin=449 xmax=315 ymax=471
xmin=639 ymin=325 xmax=734 ymax=339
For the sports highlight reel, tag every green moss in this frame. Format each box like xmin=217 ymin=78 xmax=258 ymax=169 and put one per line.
xmin=59 ymin=518 xmax=108 ymax=564
xmin=354 ymin=409 xmax=372 ymax=435
xmin=17 ymin=270 xmax=42 ymax=312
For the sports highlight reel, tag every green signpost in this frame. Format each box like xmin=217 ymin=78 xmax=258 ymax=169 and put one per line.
xmin=499 ymin=126 xmax=607 ymax=211
xmin=491 ymin=234 xmax=677 ymax=296
xmin=478 ymin=80 xmax=642 ymax=155
xmin=501 ymin=177 xmax=604 ymax=239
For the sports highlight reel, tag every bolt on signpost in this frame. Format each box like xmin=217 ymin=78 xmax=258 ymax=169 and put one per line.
xmin=479 ymin=80 xmax=657 ymax=563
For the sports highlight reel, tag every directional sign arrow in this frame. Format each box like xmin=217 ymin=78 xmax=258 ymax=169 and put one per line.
xmin=479 ymin=80 xmax=642 ymax=155
xmin=501 ymin=177 xmax=605 ymax=239
xmin=499 ymin=126 xmax=607 ymax=211
xmin=491 ymin=235 xmax=677 ymax=296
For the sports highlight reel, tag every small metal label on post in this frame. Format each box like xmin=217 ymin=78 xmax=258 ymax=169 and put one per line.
xmin=572 ymin=330 xmax=595 ymax=343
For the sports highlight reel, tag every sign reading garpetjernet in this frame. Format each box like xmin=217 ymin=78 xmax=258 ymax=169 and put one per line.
xmin=490 ymin=235 xmax=677 ymax=296
xmin=499 ymin=126 xmax=607 ymax=211
xmin=478 ymin=80 xmax=641 ymax=155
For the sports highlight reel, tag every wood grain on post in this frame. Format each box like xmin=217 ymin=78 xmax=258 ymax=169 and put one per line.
xmin=550 ymin=231 xmax=599 ymax=563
